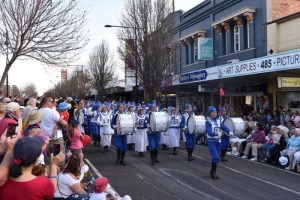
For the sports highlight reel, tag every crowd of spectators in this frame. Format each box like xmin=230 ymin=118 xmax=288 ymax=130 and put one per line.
xmin=0 ymin=95 xmax=131 ymax=200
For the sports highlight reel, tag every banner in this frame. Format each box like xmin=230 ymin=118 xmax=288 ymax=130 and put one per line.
xmin=198 ymin=38 xmax=213 ymax=60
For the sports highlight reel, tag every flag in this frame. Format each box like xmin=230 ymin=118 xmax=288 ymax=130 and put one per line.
xmin=220 ymin=88 xmax=225 ymax=97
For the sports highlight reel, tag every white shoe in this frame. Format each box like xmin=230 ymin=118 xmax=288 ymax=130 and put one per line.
xmin=285 ymin=167 xmax=291 ymax=170
xmin=234 ymin=152 xmax=240 ymax=157
xmin=250 ymin=157 xmax=257 ymax=161
xmin=241 ymin=155 xmax=247 ymax=159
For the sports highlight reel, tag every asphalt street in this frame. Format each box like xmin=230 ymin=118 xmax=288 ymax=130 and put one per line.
xmin=84 ymin=142 xmax=300 ymax=200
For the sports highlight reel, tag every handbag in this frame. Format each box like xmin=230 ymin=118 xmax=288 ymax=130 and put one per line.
xmin=57 ymin=174 xmax=90 ymax=200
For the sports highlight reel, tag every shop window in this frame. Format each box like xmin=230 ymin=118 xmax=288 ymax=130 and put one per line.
xmin=234 ymin=25 xmax=240 ymax=52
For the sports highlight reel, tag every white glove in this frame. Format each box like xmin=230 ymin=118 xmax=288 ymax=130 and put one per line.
xmin=229 ymin=132 xmax=234 ymax=136
xmin=113 ymin=125 xmax=117 ymax=129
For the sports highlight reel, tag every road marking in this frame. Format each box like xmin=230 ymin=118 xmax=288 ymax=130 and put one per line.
xmin=159 ymin=168 xmax=240 ymax=200
xmin=196 ymin=145 xmax=300 ymax=177
xmin=85 ymin=158 xmax=103 ymax=178
xmin=136 ymin=173 xmax=182 ymax=200
xmin=177 ymin=150 xmax=300 ymax=196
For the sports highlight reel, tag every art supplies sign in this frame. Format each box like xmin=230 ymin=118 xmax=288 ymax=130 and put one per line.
xmin=218 ymin=49 xmax=300 ymax=78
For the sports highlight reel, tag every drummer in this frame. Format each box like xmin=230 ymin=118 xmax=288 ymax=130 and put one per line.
xmin=147 ymin=104 xmax=161 ymax=165
xmin=111 ymin=103 xmax=127 ymax=166
xmin=181 ymin=104 xmax=196 ymax=161
xmin=206 ymin=106 xmax=233 ymax=179
xmin=219 ymin=106 xmax=231 ymax=162
xmin=168 ymin=107 xmax=181 ymax=155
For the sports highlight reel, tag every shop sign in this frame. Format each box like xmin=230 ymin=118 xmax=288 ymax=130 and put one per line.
xmin=198 ymin=38 xmax=213 ymax=60
xmin=278 ymin=77 xmax=300 ymax=88
xmin=218 ymin=49 xmax=300 ymax=79
xmin=172 ymin=67 xmax=218 ymax=85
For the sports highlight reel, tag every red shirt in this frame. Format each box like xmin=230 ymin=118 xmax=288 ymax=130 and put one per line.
xmin=60 ymin=111 xmax=70 ymax=122
xmin=0 ymin=176 xmax=54 ymax=200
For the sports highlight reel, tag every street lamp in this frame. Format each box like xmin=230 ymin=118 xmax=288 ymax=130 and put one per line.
xmin=104 ymin=24 xmax=142 ymax=102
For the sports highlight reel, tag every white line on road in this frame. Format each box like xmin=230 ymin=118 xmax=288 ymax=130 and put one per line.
xmin=136 ymin=173 xmax=181 ymax=200
xmin=177 ymin=150 xmax=300 ymax=196
xmin=85 ymin=158 xmax=103 ymax=178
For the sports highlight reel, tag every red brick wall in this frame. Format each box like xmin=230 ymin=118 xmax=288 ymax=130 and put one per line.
xmin=272 ymin=0 xmax=300 ymax=20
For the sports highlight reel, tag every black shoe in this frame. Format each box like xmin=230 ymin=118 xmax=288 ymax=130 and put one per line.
xmin=120 ymin=151 xmax=126 ymax=166
xmin=120 ymin=161 xmax=126 ymax=166
xmin=154 ymin=150 xmax=160 ymax=163
xmin=172 ymin=148 xmax=177 ymax=155
xmin=150 ymin=150 xmax=155 ymax=165
xmin=116 ymin=150 xmax=121 ymax=165
xmin=210 ymin=171 xmax=219 ymax=180
xmin=139 ymin=152 xmax=144 ymax=157
xmin=221 ymin=157 xmax=228 ymax=162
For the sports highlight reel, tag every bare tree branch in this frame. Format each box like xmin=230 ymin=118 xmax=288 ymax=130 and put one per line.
xmin=0 ymin=0 xmax=89 ymax=87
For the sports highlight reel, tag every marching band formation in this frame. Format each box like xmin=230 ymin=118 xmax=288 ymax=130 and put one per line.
xmin=83 ymin=101 xmax=238 ymax=180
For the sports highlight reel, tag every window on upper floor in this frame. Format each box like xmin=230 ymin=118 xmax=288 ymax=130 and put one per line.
xmin=233 ymin=25 xmax=240 ymax=52
xmin=190 ymin=40 xmax=195 ymax=63
xmin=247 ymin=21 xmax=250 ymax=49
xmin=185 ymin=45 xmax=189 ymax=65
xmin=194 ymin=38 xmax=198 ymax=62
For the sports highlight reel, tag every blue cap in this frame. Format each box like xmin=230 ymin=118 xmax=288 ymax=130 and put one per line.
xmin=185 ymin=104 xmax=192 ymax=110
xmin=208 ymin=106 xmax=217 ymax=114
xmin=58 ymin=102 xmax=69 ymax=111
xmin=92 ymin=104 xmax=100 ymax=111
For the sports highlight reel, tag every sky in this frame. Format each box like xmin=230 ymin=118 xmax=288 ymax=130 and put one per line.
xmin=0 ymin=0 xmax=204 ymax=95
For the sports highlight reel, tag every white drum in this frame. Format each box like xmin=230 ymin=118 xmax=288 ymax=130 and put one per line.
xmin=116 ymin=114 xmax=135 ymax=135
xmin=150 ymin=112 xmax=169 ymax=132
xmin=187 ymin=115 xmax=206 ymax=135
xmin=223 ymin=117 xmax=245 ymax=136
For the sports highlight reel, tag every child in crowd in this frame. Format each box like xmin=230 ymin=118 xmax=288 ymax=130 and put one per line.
xmin=90 ymin=177 xmax=132 ymax=200
xmin=69 ymin=120 xmax=84 ymax=163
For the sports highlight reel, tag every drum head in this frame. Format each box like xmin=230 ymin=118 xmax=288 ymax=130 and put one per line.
xmin=150 ymin=112 xmax=169 ymax=132
xmin=223 ymin=117 xmax=245 ymax=136
xmin=187 ymin=115 xmax=206 ymax=134
xmin=116 ymin=114 xmax=135 ymax=135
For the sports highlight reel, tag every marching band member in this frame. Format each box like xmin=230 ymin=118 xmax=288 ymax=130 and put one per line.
xmin=168 ymin=107 xmax=181 ymax=155
xmin=206 ymin=106 xmax=232 ymax=179
xmin=111 ymin=104 xmax=127 ymax=166
xmin=147 ymin=104 xmax=161 ymax=165
xmin=127 ymin=105 xmax=136 ymax=151
xmin=90 ymin=103 xmax=101 ymax=147
xmin=219 ymin=106 xmax=231 ymax=162
xmin=181 ymin=104 xmax=195 ymax=161
xmin=160 ymin=108 xmax=169 ymax=150
xmin=135 ymin=108 xmax=148 ymax=157
xmin=98 ymin=103 xmax=113 ymax=153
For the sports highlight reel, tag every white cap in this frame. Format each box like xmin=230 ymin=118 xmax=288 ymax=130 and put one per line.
xmin=279 ymin=156 xmax=288 ymax=166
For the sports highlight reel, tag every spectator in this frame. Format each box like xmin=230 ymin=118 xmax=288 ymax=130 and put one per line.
xmin=23 ymin=109 xmax=44 ymax=137
xmin=1 ymin=97 xmax=11 ymax=104
xmin=0 ymin=102 xmax=23 ymax=137
xmin=281 ymin=128 xmax=300 ymax=170
xmin=0 ymin=103 xmax=5 ymax=119
xmin=39 ymin=97 xmax=68 ymax=156
xmin=230 ymin=121 xmax=251 ymax=156
xmin=242 ymin=122 xmax=266 ymax=161
xmin=73 ymin=99 xmax=85 ymax=134
xmin=261 ymin=125 xmax=281 ymax=161
xmin=90 ymin=177 xmax=109 ymax=200
xmin=54 ymin=155 xmax=86 ymax=199
xmin=58 ymin=102 xmax=70 ymax=122
xmin=21 ymin=97 xmax=38 ymax=122
xmin=268 ymin=126 xmax=288 ymax=165
xmin=292 ymin=151 xmax=300 ymax=173
xmin=69 ymin=120 xmax=84 ymax=163
xmin=0 ymin=137 xmax=56 ymax=200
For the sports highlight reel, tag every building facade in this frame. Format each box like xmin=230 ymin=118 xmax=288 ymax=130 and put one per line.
xmin=168 ymin=0 xmax=268 ymax=115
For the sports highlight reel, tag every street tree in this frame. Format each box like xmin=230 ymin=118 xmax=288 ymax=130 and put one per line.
xmin=118 ymin=0 xmax=175 ymax=101
xmin=0 ymin=0 xmax=88 ymax=87
xmin=86 ymin=40 xmax=118 ymax=98
xmin=21 ymin=83 xmax=38 ymax=97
